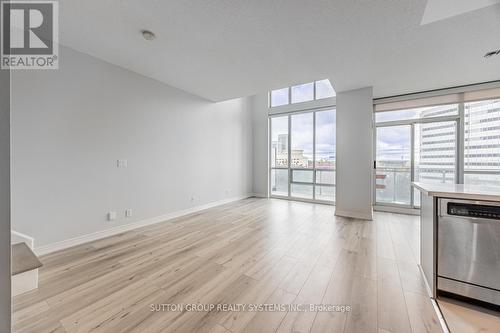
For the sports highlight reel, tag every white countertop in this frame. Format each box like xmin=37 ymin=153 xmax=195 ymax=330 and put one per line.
xmin=412 ymin=182 xmax=500 ymax=202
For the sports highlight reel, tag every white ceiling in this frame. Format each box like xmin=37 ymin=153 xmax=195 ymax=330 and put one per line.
xmin=421 ymin=0 xmax=500 ymax=24
xmin=59 ymin=1 xmax=500 ymax=101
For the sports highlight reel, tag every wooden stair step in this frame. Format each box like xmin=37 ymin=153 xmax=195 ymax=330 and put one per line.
xmin=12 ymin=243 xmax=42 ymax=276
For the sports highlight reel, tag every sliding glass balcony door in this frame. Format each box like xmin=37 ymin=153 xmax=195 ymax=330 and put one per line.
xmin=375 ymin=118 xmax=458 ymax=208
xmin=375 ymin=125 xmax=411 ymax=205
xmin=269 ymin=109 xmax=336 ymax=203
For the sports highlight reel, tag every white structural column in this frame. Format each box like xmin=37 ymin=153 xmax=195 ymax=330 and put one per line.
xmin=335 ymin=87 xmax=374 ymax=220
xmin=0 ymin=67 xmax=11 ymax=332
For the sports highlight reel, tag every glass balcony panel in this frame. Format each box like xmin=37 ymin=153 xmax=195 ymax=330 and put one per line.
xmin=271 ymin=169 xmax=288 ymax=196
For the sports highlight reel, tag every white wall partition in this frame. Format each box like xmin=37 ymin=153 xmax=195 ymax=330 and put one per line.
xmin=336 ymin=87 xmax=374 ymax=220
xmin=0 ymin=67 xmax=11 ymax=332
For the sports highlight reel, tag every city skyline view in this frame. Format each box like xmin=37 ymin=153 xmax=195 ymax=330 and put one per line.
xmin=271 ymin=110 xmax=336 ymax=168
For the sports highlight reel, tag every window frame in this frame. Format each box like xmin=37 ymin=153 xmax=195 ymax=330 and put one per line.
xmin=315 ymin=79 xmax=337 ymax=100
xmin=270 ymin=87 xmax=290 ymax=108
xmin=269 ymin=80 xmax=335 ymax=108
xmin=463 ymin=99 xmax=500 ymax=182
xmin=269 ymin=107 xmax=336 ymax=204
xmin=291 ymin=82 xmax=315 ymax=104
xmin=374 ymin=111 xmax=461 ymax=210
xmin=373 ymin=95 xmax=500 ymax=212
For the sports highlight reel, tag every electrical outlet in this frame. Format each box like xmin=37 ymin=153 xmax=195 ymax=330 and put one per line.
xmin=190 ymin=196 xmax=195 ymax=203
xmin=108 ymin=211 xmax=117 ymax=221
xmin=117 ymin=159 xmax=128 ymax=168
xmin=125 ymin=209 xmax=132 ymax=218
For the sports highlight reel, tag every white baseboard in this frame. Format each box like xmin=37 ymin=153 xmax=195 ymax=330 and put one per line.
xmin=252 ymin=192 xmax=268 ymax=198
xmin=335 ymin=209 xmax=373 ymax=220
xmin=34 ymin=194 xmax=252 ymax=256
xmin=11 ymin=230 xmax=35 ymax=248
xmin=374 ymin=205 xmax=420 ymax=215
xmin=418 ymin=265 xmax=450 ymax=333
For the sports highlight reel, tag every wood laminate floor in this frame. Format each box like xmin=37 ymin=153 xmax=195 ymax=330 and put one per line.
xmin=12 ymin=198 xmax=443 ymax=333
xmin=438 ymin=297 xmax=500 ymax=333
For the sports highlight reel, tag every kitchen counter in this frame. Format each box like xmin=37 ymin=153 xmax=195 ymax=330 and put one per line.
xmin=412 ymin=182 xmax=500 ymax=202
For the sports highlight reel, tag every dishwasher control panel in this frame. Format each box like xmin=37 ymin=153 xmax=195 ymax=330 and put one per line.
xmin=448 ymin=202 xmax=500 ymax=220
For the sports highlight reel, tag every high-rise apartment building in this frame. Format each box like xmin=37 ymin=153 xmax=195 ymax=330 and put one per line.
xmin=417 ymin=100 xmax=500 ymax=187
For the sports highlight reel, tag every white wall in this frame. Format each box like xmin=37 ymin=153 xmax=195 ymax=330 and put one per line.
xmin=0 ymin=68 xmax=11 ymax=332
xmin=11 ymin=46 xmax=253 ymax=247
xmin=335 ymin=87 xmax=374 ymax=220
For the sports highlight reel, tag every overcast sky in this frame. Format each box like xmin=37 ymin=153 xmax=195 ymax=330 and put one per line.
xmin=271 ymin=109 xmax=335 ymax=160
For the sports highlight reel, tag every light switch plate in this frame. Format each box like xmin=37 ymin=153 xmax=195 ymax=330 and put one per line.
xmin=108 ymin=211 xmax=117 ymax=221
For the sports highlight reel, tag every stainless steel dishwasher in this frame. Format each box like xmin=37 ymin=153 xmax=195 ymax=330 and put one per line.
xmin=438 ymin=198 xmax=500 ymax=306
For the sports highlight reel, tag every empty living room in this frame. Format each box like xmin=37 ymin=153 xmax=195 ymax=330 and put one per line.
xmin=1 ymin=1 xmax=500 ymax=332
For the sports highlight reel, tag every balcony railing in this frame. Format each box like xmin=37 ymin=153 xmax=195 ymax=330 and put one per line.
xmin=376 ymin=167 xmax=411 ymax=205
xmin=464 ymin=170 xmax=500 ymax=187
xmin=376 ymin=167 xmax=455 ymax=205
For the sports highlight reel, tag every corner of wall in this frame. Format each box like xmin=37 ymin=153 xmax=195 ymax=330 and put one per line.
xmin=0 ymin=67 xmax=11 ymax=332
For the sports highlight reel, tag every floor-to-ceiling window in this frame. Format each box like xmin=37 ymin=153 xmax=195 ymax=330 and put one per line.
xmin=290 ymin=112 xmax=314 ymax=199
xmin=270 ymin=115 xmax=289 ymax=196
xmin=269 ymin=80 xmax=336 ymax=203
xmin=464 ymin=98 xmax=500 ymax=186
xmin=314 ymin=110 xmax=336 ymax=201
xmin=375 ymin=104 xmax=459 ymax=209
xmin=374 ymin=87 xmax=500 ymax=211
xmin=269 ymin=109 xmax=336 ymax=203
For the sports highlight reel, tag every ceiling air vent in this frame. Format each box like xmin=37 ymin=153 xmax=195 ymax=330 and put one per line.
xmin=484 ymin=49 xmax=500 ymax=58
